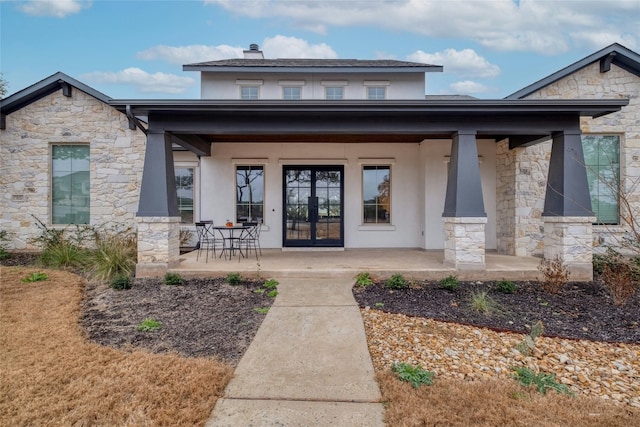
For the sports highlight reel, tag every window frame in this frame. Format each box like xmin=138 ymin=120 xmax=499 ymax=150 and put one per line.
xmin=362 ymin=165 xmax=392 ymax=225
xmin=367 ymin=86 xmax=386 ymax=100
xmin=235 ymin=165 xmax=265 ymax=224
xmin=174 ymin=165 xmax=196 ymax=224
xmin=51 ymin=143 xmax=90 ymax=225
xmin=581 ymin=134 xmax=621 ymax=225
xmin=325 ymin=86 xmax=344 ymax=100
xmin=240 ymin=86 xmax=259 ymax=100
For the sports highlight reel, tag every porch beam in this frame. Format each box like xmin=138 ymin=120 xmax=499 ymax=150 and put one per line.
xmin=137 ymin=131 xmax=180 ymax=217
xmin=171 ymin=133 xmax=211 ymax=157
xmin=543 ymin=130 xmax=593 ymax=217
xmin=443 ymin=131 xmax=486 ymax=217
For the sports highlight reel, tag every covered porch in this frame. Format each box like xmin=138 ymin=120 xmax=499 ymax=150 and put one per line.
xmin=172 ymin=248 xmax=542 ymax=281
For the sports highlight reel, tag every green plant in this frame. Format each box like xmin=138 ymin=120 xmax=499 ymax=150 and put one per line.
xmin=263 ymin=278 xmax=279 ymax=289
xmin=267 ymin=289 xmax=278 ymax=298
xmin=391 ymin=362 xmax=435 ymax=388
xmin=0 ymin=230 xmax=10 ymax=260
xmin=226 ymin=272 xmax=242 ymax=286
xmin=89 ymin=232 xmax=137 ymax=282
xmin=21 ymin=272 xmax=48 ymax=282
xmin=511 ymin=366 xmax=573 ymax=396
xmin=374 ymin=302 xmax=384 ymax=308
xmin=439 ymin=275 xmax=459 ymax=291
xmin=110 ymin=274 xmax=132 ymax=290
xmin=538 ymin=256 xmax=569 ymax=294
xmin=136 ymin=318 xmax=162 ymax=332
xmin=254 ymin=307 xmax=270 ymax=314
xmin=355 ymin=272 xmax=373 ymax=287
xmin=254 ymin=288 xmax=265 ymax=294
xmin=39 ymin=241 xmax=90 ymax=270
xmin=495 ymin=279 xmax=516 ymax=294
xmin=469 ymin=290 xmax=500 ymax=314
xmin=515 ymin=320 xmax=544 ymax=356
xmin=385 ymin=273 xmax=408 ymax=289
xmin=164 ymin=272 xmax=184 ymax=286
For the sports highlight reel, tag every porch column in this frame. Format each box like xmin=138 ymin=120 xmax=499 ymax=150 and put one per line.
xmin=135 ymin=130 xmax=181 ymax=278
xmin=442 ymin=131 xmax=487 ymax=270
xmin=542 ymin=130 xmax=595 ymax=281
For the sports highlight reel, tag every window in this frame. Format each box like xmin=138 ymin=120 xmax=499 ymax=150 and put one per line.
xmin=363 ymin=166 xmax=390 ymax=223
xmin=367 ymin=87 xmax=386 ymax=100
xmin=240 ymin=86 xmax=259 ymax=100
xmin=236 ymin=166 xmax=264 ymax=223
xmin=52 ymin=144 xmax=90 ymax=224
xmin=325 ymin=87 xmax=343 ymax=100
xmin=283 ymin=86 xmax=301 ymax=100
xmin=175 ymin=167 xmax=194 ymax=224
xmin=582 ymin=135 xmax=620 ymax=224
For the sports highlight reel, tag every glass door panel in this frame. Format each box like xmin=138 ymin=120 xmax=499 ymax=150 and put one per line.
xmin=283 ymin=166 xmax=343 ymax=247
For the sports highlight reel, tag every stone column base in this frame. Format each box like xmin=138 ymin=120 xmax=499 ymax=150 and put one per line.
xmin=543 ymin=216 xmax=595 ymax=281
xmin=136 ymin=216 xmax=181 ymax=278
xmin=443 ymin=216 xmax=487 ymax=271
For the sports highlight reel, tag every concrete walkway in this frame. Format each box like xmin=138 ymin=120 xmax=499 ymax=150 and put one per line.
xmin=206 ymin=277 xmax=384 ymax=426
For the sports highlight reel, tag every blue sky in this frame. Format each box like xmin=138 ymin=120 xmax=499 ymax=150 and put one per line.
xmin=1 ymin=0 xmax=638 ymax=99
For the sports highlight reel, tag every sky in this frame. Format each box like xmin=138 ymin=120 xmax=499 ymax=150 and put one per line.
xmin=1 ymin=0 xmax=639 ymax=100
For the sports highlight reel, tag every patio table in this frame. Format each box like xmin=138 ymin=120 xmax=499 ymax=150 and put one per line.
xmin=214 ymin=225 xmax=250 ymax=260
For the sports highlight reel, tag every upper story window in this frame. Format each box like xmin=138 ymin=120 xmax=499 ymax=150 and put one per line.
xmin=175 ymin=167 xmax=194 ymax=224
xmin=240 ymin=86 xmax=259 ymax=100
xmin=283 ymin=86 xmax=301 ymax=100
xmin=325 ymin=87 xmax=344 ymax=100
xmin=367 ymin=87 xmax=386 ymax=100
xmin=582 ymin=134 xmax=620 ymax=225
xmin=52 ymin=144 xmax=90 ymax=224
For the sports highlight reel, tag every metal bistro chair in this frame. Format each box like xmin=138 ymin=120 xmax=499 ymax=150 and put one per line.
xmin=240 ymin=222 xmax=262 ymax=261
xmin=195 ymin=221 xmax=220 ymax=262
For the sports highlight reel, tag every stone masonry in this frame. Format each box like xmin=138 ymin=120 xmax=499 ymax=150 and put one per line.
xmin=543 ymin=216 xmax=596 ymax=281
xmin=496 ymin=62 xmax=640 ymax=257
xmin=443 ymin=216 xmax=487 ymax=269
xmin=136 ymin=216 xmax=181 ymax=277
xmin=0 ymin=88 xmax=145 ymax=250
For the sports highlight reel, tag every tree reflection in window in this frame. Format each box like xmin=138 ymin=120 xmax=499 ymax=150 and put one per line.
xmin=363 ymin=166 xmax=390 ymax=223
xmin=175 ymin=167 xmax=194 ymax=224
xmin=236 ymin=166 xmax=264 ymax=223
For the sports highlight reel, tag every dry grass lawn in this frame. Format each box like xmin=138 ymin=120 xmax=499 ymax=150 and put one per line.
xmin=378 ymin=365 xmax=640 ymax=426
xmin=0 ymin=267 xmax=232 ymax=426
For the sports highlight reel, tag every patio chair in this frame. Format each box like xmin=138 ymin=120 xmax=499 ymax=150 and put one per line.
xmin=195 ymin=221 xmax=220 ymax=262
xmin=240 ymin=222 xmax=262 ymax=261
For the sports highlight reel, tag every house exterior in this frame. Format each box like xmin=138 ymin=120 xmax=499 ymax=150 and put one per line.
xmin=1 ymin=43 xmax=636 ymax=280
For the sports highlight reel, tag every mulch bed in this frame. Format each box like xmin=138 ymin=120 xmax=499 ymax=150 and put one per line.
xmin=353 ymin=280 xmax=640 ymax=343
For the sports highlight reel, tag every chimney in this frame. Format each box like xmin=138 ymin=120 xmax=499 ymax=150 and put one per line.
xmin=243 ymin=43 xmax=264 ymax=59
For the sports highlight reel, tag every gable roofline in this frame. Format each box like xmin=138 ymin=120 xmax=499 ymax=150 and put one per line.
xmin=0 ymin=71 xmax=112 ymax=116
xmin=183 ymin=58 xmax=442 ymax=73
xmin=506 ymin=43 xmax=640 ymax=99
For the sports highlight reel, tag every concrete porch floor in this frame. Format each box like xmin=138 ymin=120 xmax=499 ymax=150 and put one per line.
xmin=172 ymin=248 xmax=542 ymax=281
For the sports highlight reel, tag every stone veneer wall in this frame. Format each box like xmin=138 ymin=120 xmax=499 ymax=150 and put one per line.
xmin=496 ymin=62 xmax=640 ymax=256
xmin=0 ymin=88 xmax=146 ymax=250
xmin=443 ymin=216 xmax=487 ymax=269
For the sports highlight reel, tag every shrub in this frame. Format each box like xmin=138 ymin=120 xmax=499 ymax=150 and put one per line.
xmin=0 ymin=230 xmax=10 ymax=260
xmin=439 ymin=275 xmax=459 ymax=291
xmin=21 ymin=272 xmax=48 ymax=282
xmin=110 ymin=274 xmax=132 ymax=290
xmin=392 ymin=362 xmax=435 ymax=388
xmin=495 ymin=279 xmax=516 ymax=294
xmin=164 ymin=272 xmax=185 ymax=286
xmin=267 ymin=289 xmax=278 ymax=298
xmin=355 ymin=272 xmax=373 ymax=287
xmin=90 ymin=232 xmax=137 ymax=282
xmin=263 ymin=278 xmax=279 ymax=289
xmin=137 ymin=318 xmax=162 ymax=332
xmin=226 ymin=272 xmax=242 ymax=286
xmin=39 ymin=241 xmax=90 ymax=270
xmin=511 ymin=366 xmax=573 ymax=396
xmin=598 ymin=249 xmax=639 ymax=306
xmin=537 ymin=256 xmax=569 ymax=294
xmin=385 ymin=273 xmax=408 ymax=289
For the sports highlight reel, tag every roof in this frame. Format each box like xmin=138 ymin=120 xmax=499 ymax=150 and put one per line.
xmin=183 ymin=58 xmax=443 ymax=73
xmin=506 ymin=43 xmax=640 ymax=99
xmin=0 ymin=72 xmax=111 ymax=116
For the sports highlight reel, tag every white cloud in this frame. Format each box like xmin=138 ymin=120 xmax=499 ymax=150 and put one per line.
xmin=81 ymin=68 xmax=195 ymax=94
xmin=205 ymin=0 xmax=638 ymax=54
xmin=261 ymin=35 xmax=337 ymax=58
xmin=136 ymin=44 xmax=243 ymax=65
xmin=18 ymin=0 xmax=88 ymax=18
xmin=449 ymin=80 xmax=492 ymax=95
xmin=408 ymin=49 xmax=500 ymax=78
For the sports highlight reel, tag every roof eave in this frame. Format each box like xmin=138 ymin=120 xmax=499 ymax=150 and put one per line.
xmin=182 ymin=65 xmax=443 ymax=73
